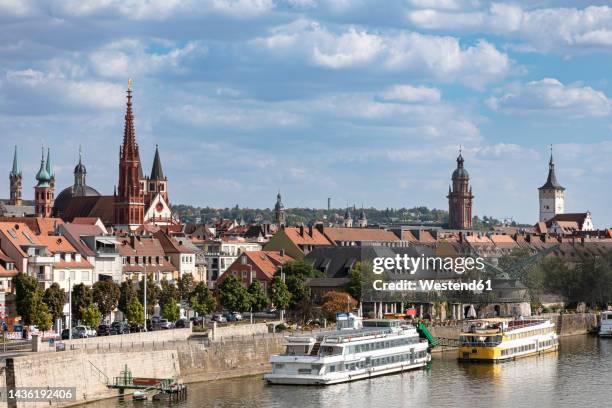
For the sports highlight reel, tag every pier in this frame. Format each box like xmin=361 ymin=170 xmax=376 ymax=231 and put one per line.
xmin=107 ymin=365 xmax=187 ymax=401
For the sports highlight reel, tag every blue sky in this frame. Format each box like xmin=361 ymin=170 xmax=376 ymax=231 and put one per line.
xmin=0 ymin=0 xmax=611 ymax=226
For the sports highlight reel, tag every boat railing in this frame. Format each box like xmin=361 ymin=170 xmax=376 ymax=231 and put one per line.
xmin=323 ymin=328 xmax=395 ymax=343
xmin=463 ymin=319 xmax=548 ymax=335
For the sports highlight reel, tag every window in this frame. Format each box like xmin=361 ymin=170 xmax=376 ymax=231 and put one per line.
xmin=59 ymin=271 xmax=65 ymax=281
xmin=81 ymin=271 xmax=89 ymax=281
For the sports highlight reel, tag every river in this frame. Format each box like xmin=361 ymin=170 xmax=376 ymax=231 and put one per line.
xmin=85 ymin=335 xmax=612 ymax=408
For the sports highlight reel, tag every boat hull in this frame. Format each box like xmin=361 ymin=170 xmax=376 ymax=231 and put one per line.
xmin=458 ymin=344 xmax=558 ymax=363
xmin=265 ymin=360 xmax=428 ymax=385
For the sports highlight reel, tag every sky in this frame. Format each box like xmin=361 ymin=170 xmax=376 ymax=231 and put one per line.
xmin=0 ymin=0 xmax=611 ymax=226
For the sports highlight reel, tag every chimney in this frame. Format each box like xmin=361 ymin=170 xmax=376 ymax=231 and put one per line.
xmin=280 ymin=248 xmax=285 ymax=257
xmin=315 ymin=222 xmax=324 ymax=235
xmin=308 ymin=225 xmax=313 ymax=237
xmin=299 ymin=224 xmax=304 ymax=237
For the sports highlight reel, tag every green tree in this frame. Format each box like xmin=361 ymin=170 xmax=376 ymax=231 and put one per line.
xmin=13 ymin=273 xmax=39 ymax=325
xmin=43 ymin=283 xmax=66 ymax=323
xmin=218 ymin=275 xmax=251 ymax=312
xmin=118 ymin=279 xmax=137 ymax=315
xmin=177 ymin=273 xmax=195 ymax=300
xmin=92 ymin=280 xmax=120 ymax=318
xmin=72 ymin=283 xmax=92 ymax=323
xmin=125 ymin=297 xmax=145 ymax=325
xmin=347 ymin=265 xmax=363 ymax=302
xmin=33 ymin=298 xmax=53 ymax=332
xmin=188 ymin=282 xmax=216 ymax=316
xmin=248 ymin=281 xmax=269 ymax=312
xmin=159 ymin=280 xmax=180 ymax=309
xmin=270 ymin=276 xmax=291 ymax=310
xmin=162 ymin=301 xmax=180 ymax=321
xmin=280 ymin=261 xmax=324 ymax=279
xmin=81 ymin=304 xmax=102 ymax=328
xmin=138 ymin=274 xmax=161 ymax=315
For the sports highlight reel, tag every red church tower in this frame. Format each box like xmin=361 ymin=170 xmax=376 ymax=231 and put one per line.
xmin=114 ymin=79 xmax=145 ymax=229
xmin=447 ymin=149 xmax=473 ymax=230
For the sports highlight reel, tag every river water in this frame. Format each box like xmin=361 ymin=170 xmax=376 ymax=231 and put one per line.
xmin=86 ymin=335 xmax=612 ymax=408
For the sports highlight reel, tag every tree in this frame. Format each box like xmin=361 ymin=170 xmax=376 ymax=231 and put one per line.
xmin=189 ymin=282 xmax=216 ymax=316
xmin=286 ymin=275 xmax=310 ymax=310
xmin=72 ymin=283 xmax=92 ymax=323
xmin=43 ymin=283 xmax=66 ymax=323
xmin=279 ymin=261 xmax=324 ymax=279
xmin=347 ymin=265 xmax=362 ymax=302
xmin=159 ymin=280 xmax=180 ymax=310
xmin=125 ymin=297 xmax=145 ymax=326
xmin=33 ymin=299 xmax=53 ymax=332
xmin=118 ymin=279 xmax=137 ymax=315
xmin=218 ymin=275 xmax=251 ymax=312
xmin=81 ymin=304 xmax=102 ymax=328
xmin=13 ymin=273 xmax=39 ymax=325
xmin=92 ymin=280 xmax=120 ymax=318
xmin=248 ymin=281 xmax=269 ymax=312
xmin=321 ymin=291 xmax=358 ymax=320
xmin=138 ymin=274 xmax=161 ymax=315
xmin=270 ymin=276 xmax=291 ymax=310
xmin=162 ymin=301 xmax=180 ymax=321
xmin=177 ymin=273 xmax=195 ymax=300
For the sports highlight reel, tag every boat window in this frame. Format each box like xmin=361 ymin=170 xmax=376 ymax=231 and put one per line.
xmin=320 ymin=346 xmax=342 ymax=356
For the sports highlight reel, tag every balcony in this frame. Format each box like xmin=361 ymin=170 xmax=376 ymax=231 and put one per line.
xmin=28 ymin=255 xmax=55 ymax=265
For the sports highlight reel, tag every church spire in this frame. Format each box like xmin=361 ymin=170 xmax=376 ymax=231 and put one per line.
xmin=46 ymin=147 xmax=54 ymax=178
xmin=150 ymin=144 xmax=165 ymax=180
xmin=10 ymin=146 xmax=20 ymax=177
xmin=122 ymin=78 xmax=138 ymax=159
xmin=539 ymin=145 xmax=564 ymax=190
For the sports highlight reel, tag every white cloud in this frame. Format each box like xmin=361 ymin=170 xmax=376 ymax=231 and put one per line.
xmin=256 ymin=20 xmax=510 ymax=88
xmin=0 ymin=0 xmax=35 ymax=16
xmin=89 ymin=40 xmax=204 ymax=78
xmin=408 ymin=4 xmax=612 ymax=53
xmin=376 ymin=84 xmax=441 ymax=104
xmin=487 ymin=78 xmax=611 ymax=118
xmin=408 ymin=0 xmax=481 ymax=11
xmin=4 ymin=69 xmax=124 ymax=108
xmin=51 ymin=0 xmax=274 ymax=19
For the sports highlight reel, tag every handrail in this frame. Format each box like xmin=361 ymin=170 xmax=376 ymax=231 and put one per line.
xmin=88 ymin=360 xmax=109 ymax=385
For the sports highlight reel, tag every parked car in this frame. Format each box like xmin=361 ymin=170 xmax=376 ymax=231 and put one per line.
xmin=97 ymin=324 xmax=111 ymax=336
xmin=85 ymin=326 xmax=97 ymax=337
xmin=158 ymin=319 xmax=174 ymax=330
xmin=189 ymin=316 xmax=204 ymax=327
xmin=74 ymin=326 xmax=89 ymax=338
xmin=175 ymin=318 xmax=188 ymax=328
xmin=110 ymin=321 xmax=130 ymax=335
xmin=211 ymin=313 xmax=227 ymax=323
xmin=130 ymin=324 xmax=145 ymax=333
xmin=61 ymin=329 xmax=70 ymax=340
xmin=151 ymin=316 xmax=161 ymax=328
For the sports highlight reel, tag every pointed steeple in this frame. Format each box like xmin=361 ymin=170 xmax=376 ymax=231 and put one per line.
xmin=122 ymin=78 xmax=139 ymax=159
xmin=539 ymin=145 xmax=564 ymax=190
xmin=46 ymin=147 xmax=54 ymax=178
xmin=150 ymin=144 xmax=165 ymax=180
xmin=10 ymin=145 xmax=20 ymax=177
xmin=36 ymin=146 xmax=50 ymax=186
xmin=74 ymin=146 xmax=87 ymax=188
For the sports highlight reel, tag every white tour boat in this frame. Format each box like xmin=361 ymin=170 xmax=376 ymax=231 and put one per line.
xmin=265 ymin=313 xmax=431 ymax=385
xmin=600 ymin=311 xmax=612 ymax=338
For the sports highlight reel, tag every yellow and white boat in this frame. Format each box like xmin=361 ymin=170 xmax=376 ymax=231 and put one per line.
xmin=458 ymin=318 xmax=558 ymax=363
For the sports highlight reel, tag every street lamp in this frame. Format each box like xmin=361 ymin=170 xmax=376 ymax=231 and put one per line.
xmin=280 ymin=266 xmax=285 ymax=323
xmin=143 ymin=265 xmax=147 ymax=332
xmin=68 ymin=276 xmax=72 ymax=341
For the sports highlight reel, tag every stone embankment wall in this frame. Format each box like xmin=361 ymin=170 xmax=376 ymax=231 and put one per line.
xmin=1 ymin=325 xmax=287 ymax=408
xmin=210 ymin=322 xmax=276 ymax=340
xmin=178 ymin=334 xmax=284 ymax=382
xmin=4 ymin=349 xmax=179 ymax=408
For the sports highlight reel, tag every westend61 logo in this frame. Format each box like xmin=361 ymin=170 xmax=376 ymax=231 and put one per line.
xmin=371 ymin=255 xmax=492 ymax=292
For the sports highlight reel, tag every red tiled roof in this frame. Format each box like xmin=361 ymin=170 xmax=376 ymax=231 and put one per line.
xmin=0 ymin=222 xmax=43 ymax=256
xmin=323 ymin=227 xmax=399 ymax=243
xmin=0 ymin=217 xmax=63 ymax=236
xmin=37 ymin=235 xmax=77 ymax=253
xmin=283 ymin=227 xmax=333 ymax=246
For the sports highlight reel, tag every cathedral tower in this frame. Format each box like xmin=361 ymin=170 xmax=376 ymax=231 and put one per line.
xmin=9 ymin=145 xmax=22 ymax=206
xmin=114 ymin=79 xmax=145 ymax=229
xmin=274 ymin=191 xmax=285 ymax=227
xmin=34 ymin=147 xmax=53 ymax=217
